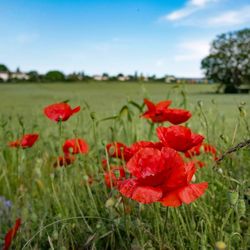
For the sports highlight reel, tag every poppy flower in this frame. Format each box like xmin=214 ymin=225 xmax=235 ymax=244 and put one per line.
xmin=157 ymin=126 xmax=204 ymax=152
xmin=8 ymin=134 xmax=39 ymax=149
xmin=53 ymin=155 xmax=76 ymax=167
xmin=118 ymin=147 xmax=208 ymax=206
xmin=141 ymin=98 xmax=172 ymax=123
xmin=44 ymin=102 xmax=80 ymax=122
xmin=4 ymin=218 xmax=21 ymax=250
xmin=164 ymin=108 xmax=192 ymax=125
xmin=63 ymin=139 xmax=89 ymax=155
xmin=141 ymin=99 xmax=192 ymax=124
xmin=106 ymin=142 xmax=129 ymax=160
xmin=104 ymin=166 xmax=126 ymax=188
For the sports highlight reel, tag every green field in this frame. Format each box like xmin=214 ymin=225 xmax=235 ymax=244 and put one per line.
xmin=0 ymin=82 xmax=249 ymax=249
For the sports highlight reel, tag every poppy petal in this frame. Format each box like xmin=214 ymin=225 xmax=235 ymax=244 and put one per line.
xmin=161 ymin=191 xmax=182 ymax=207
xmin=4 ymin=218 xmax=21 ymax=250
xmin=127 ymin=148 xmax=165 ymax=178
xmin=132 ymin=186 xmax=163 ymax=204
xmin=178 ymin=182 xmax=208 ymax=204
xmin=164 ymin=108 xmax=192 ymax=125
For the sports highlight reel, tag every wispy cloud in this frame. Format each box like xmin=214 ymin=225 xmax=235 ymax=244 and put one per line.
xmin=162 ymin=0 xmax=217 ymax=21
xmin=174 ymin=40 xmax=210 ymax=62
xmin=206 ymin=5 xmax=250 ymax=26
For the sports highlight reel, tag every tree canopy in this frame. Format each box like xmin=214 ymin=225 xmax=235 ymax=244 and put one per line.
xmin=201 ymin=28 xmax=250 ymax=93
xmin=45 ymin=70 xmax=65 ymax=82
xmin=0 ymin=64 xmax=9 ymax=72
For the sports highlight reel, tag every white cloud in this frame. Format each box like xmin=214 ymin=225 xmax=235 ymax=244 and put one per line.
xmin=207 ymin=5 xmax=250 ymax=26
xmin=174 ymin=40 xmax=210 ymax=62
xmin=162 ymin=0 xmax=217 ymax=21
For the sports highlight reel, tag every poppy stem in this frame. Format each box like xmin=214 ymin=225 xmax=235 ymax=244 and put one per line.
xmin=214 ymin=139 xmax=250 ymax=165
xmin=58 ymin=119 xmax=62 ymax=137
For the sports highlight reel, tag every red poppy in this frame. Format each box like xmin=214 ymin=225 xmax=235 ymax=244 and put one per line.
xmin=106 ymin=142 xmax=129 ymax=160
xmin=104 ymin=166 xmax=126 ymax=188
xmin=164 ymin=108 xmax=192 ymax=125
xmin=141 ymin=99 xmax=192 ymax=124
xmin=63 ymin=139 xmax=89 ymax=155
xmin=141 ymin=98 xmax=172 ymax=123
xmin=101 ymin=158 xmax=108 ymax=170
xmin=53 ymin=154 xmax=76 ymax=167
xmin=44 ymin=102 xmax=80 ymax=122
xmin=118 ymin=147 xmax=208 ymax=206
xmin=106 ymin=141 xmax=164 ymax=162
xmin=157 ymin=126 xmax=204 ymax=152
xmin=4 ymin=218 xmax=21 ymax=250
xmin=8 ymin=134 xmax=39 ymax=149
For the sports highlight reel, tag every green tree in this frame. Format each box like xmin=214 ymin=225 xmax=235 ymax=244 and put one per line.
xmin=0 ymin=64 xmax=9 ymax=72
xmin=45 ymin=70 xmax=65 ymax=82
xmin=201 ymin=28 xmax=250 ymax=93
xmin=28 ymin=71 xmax=40 ymax=82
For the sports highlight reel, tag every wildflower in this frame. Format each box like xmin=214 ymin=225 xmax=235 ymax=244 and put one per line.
xmin=164 ymin=108 xmax=192 ymax=125
xmin=157 ymin=126 xmax=204 ymax=152
xmin=106 ymin=140 xmax=163 ymax=162
xmin=53 ymin=155 xmax=76 ymax=167
xmin=44 ymin=102 xmax=80 ymax=122
xmin=4 ymin=218 xmax=21 ymax=250
xmin=106 ymin=142 xmax=128 ymax=160
xmin=104 ymin=167 xmax=125 ymax=188
xmin=141 ymin=98 xmax=172 ymax=123
xmin=141 ymin=98 xmax=191 ymax=124
xmin=118 ymin=147 xmax=208 ymax=207
xmin=8 ymin=134 xmax=39 ymax=149
xmin=63 ymin=139 xmax=89 ymax=155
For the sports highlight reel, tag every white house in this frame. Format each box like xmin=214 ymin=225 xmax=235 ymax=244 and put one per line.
xmin=0 ymin=72 xmax=9 ymax=82
xmin=11 ymin=72 xmax=30 ymax=80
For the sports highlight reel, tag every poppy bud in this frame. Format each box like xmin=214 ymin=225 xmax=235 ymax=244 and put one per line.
xmin=52 ymin=230 xmax=59 ymax=240
xmin=227 ymin=191 xmax=239 ymax=206
xmin=215 ymin=241 xmax=226 ymax=250
xmin=191 ymin=174 xmax=196 ymax=182
xmin=237 ymin=199 xmax=246 ymax=217
xmin=105 ymin=197 xmax=115 ymax=208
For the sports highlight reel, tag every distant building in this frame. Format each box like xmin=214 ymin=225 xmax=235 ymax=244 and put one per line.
xmin=165 ymin=75 xmax=176 ymax=83
xmin=117 ymin=75 xmax=130 ymax=81
xmin=93 ymin=75 xmax=109 ymax=81
xmin=11 ymin=72 xmax=30 ymax=80
xmin=0 ymin=72 xmax=9 ymax=81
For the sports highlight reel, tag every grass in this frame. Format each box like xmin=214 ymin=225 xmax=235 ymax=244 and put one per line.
xmin=0 ymin=82 xmax=249 ymax=249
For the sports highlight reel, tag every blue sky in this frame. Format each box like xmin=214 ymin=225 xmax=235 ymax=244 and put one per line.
xmin=0 ymin=0 xmax=250 ymax=77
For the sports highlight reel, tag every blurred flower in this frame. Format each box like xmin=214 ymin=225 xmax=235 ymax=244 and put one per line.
xmin=106 ymin=142 xmax=128 ymax=160
xmin=3 ymin=218 xmax=21 ymax=250
xmin=141 ymin=98 xmax=191 ymax=124
xmin=63 ymin=139 xmax=89 ymax=155
xmin=8 ymin=134 xmax=39 ymax=149
xmin=215 ymin=241 xmax=226 ymax=250
xmin=157 ymin=126 xmax=204 ymax=152
xmin=104 ymin=166 xmax=125 ymax=188
xmin=53 ymin=155 xmax=76 ymax=167
xmin=141 ymin=98 xmax=172 ymax=123
xmin=44 ymin=102 xmax=80 ymax=122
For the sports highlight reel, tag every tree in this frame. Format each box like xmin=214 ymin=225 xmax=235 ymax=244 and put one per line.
xmin=45 ymin=70 xmax=65 ymax=82
xmin=0 ymin=64 xmax=9 ymax=72
xmin=28 ymin=71 xmax=40 ymax=82
xmin=201 ymin=28 xmax=250 ymax=93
